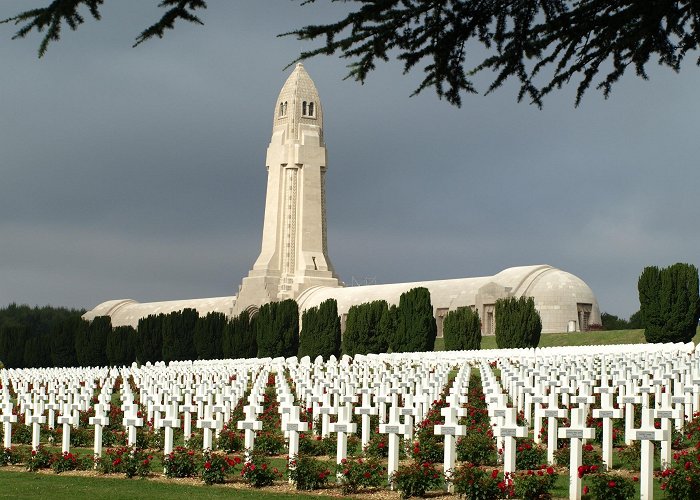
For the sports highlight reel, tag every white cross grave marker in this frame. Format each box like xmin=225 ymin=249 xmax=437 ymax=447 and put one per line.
xmin=627 ymin=408 xmax=669 ymax=500
xmin=592 ymin=392 xmax=623 ymax=470
xmin=434 ymin=406 xmax=466 ymax=493
xmin=494 ymin=407 xmax=528 ymax=476
xmin=558 ymin=407 xmax=596 ymax=500
xmin=379 ymin=405 xmax=409 ymax=489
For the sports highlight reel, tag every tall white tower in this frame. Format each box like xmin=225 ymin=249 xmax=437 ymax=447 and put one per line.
xmin=234 ymin=64 xmax=341 ymax=314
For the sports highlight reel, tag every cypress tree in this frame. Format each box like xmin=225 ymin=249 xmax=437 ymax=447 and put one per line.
xmin=377 ymin=303 xmax=396 ymax=353
xmin=240 ymin=313 xmax=258 ymax=358
xmin=84 ymin=316 xmax=110 ymax=367
xmin=223 ymin=311 xmax=257 ymax=359
xmin=162 ymin=308 xmax=198 ymax=362
xmin=256 ymin=299 xmax=299 ymax=358
xmin=639 ymin=263 xmax=700 ymax=343
xmin=256 ymin=303 xmax=274 ymax=357
xmin=193 ymin=312 xmax=226 ymax=360
xmin=23 ymin=335 xmax=44 ymax=368
xmin=50 ymin=316 xmax=79 ymax=367
xmin=343 ymin=300 xmax=389 ymax=356
xmin=0 ymin=324 xmax=27 ymax=368
xmin=494 ymin=296 xmax=542 ymax=349
xmin=298 ymin=306 xmax=318 ymax=358
xmin=393 ymin=288 xmax=437 ymax=352
xmin=106 ymin=325 xmax=136 ymax=366
xmin=443 ymin=307 xmax=481 ymax=351
xmin=299 ymin=299 xmax=341 ymax=360
xmin=137 ymin=314 xmax=164 ymax=363
xmin=74 ymin=318 xmax=90 ymax=366
xmin=342 ymin=303 xmax=368 ymax=356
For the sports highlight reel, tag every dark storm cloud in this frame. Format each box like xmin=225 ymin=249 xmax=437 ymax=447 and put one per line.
xmin=1 ymin=1 xmax=698 ymax=319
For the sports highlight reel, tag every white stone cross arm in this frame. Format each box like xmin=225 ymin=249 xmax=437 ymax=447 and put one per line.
xmin=237 ymin=404 xmax=263 ymax=432
xmin=494 ymin=408 xmax=528 ymax=439
xmin=284 ymin=406 xmax=309 ymax=433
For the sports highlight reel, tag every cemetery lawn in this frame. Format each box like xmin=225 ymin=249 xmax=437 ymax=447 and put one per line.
xmin=0 ymin=468 xmax=318 ymax=500
xmin=0 ymin=466 xmax=666 ymax=499
xmin=433 ymin=326 xmax=700 ymax=350
xmin=481 ymin=329 xmax=648 ymax=349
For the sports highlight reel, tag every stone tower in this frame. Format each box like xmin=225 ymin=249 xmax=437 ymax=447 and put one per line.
xmin=233 ymin=64 xmax=341 ymax=314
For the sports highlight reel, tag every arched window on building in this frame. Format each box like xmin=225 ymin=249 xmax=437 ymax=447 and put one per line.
xmin=302 ymin=101 xmax=307 ymax=116
xmin=308 ymin=102 xmax=314 ymax=116
xmin=279 ymin=102 xmax=284 ymax=117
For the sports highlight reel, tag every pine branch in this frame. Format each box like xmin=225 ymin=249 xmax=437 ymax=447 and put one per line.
xmin=289 ymin=0 xmax=700 ymax=106
xmin=1 ymin=0 xmax=104 ymax=57
xmin=133 ymin=0 xmax=207 ymax=47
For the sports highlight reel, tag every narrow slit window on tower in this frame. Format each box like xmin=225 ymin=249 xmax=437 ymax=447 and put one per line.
xmin=308 ymin=102 xmax=314 ymax=116
xmin=279 ymin=102 xmax=284 ymax=117
xmin=302 ymin=101 xmax=307 ymax=116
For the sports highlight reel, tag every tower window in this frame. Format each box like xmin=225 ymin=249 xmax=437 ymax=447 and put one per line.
xmin=279 ymin=101 xmax=288 ymax=117
xmin=301 ymin=101 xmax=315 ymax=118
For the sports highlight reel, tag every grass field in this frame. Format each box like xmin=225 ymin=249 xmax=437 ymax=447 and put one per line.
xmin=0 ymin=463 xmax=664 ymax=499
xmin=0 ymin=468 xmax=317 ymax=500
xmin=433 ymin=326 xmax=700 ymax=351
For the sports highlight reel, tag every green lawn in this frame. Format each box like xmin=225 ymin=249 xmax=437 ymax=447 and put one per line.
xmin=434 ymin=326 xmax=700 ymax=351
xmin=0 ymin=468 xmax=317 ymax=500
xmin=0 ymin=465 xmax=665 ymax=499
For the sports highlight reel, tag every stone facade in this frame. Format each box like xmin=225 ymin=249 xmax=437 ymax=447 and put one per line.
xmin=83 ymin=64 xmax=601 ymax=335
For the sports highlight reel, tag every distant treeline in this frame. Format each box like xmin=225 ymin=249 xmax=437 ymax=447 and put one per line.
xmin=600 ymin=311 xmax=643 ymax=331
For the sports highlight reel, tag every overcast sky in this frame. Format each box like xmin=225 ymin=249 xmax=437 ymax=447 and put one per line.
xmin=1 ymin=1 xmax=698 ymax=320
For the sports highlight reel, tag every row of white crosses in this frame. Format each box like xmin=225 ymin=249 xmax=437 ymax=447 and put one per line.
xmin=484 ymin=345 xmax=700 ymax=500
xmin=1 ymin=341 xmax=698 ymax=498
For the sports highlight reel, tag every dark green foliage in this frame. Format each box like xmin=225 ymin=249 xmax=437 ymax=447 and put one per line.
xmin=494 ymin=296 xmax=542 ymax=349
xmin=627 ymin=309 xmax=644 ymax=329
xmin=601 ymin=312 xmax=630 ymax=331
xmin=73 ymin=319 xmax=89 ymax=367
xmin=8 ymin=2 xmax=698 ymax=107
xmin=136 ymin=314 xmax=164 ymax=363
xmin=23 ymin=333 xmax=51 ymax=368
xmin=342 ymin=300 xmax=389 ymax=356
xmin=0 ymin=303 xmax=85 ymax=338
xmin=392 ymin=287 xmax=437 ymax=353
xmin=77 ymin=315 xmax=110 ymax=367
xmin=255 ymin=299 xmax=299 ymax=358
xmin=639 ymin=263 xmax=700 ymax=343
xmin=2 ymin=0 xmax=207 ymax=57
xmin=0 ymin=304 xmax=85 ymax=368
xmin=290 ymin=1 xmax=700 ymax=107
xmin=299 ymin=299 xmax=341 ymax=360
xmin=222 ymin=311 xmax=257 ymax=359
xmin=193 ymin=311 xmax=225 ymax=360
xmin=443 ymin=307 xmax=481 ymax=351
xmin=162 ymin=308 xmax=198 ymax=362
xmin=50 ymin=316 xmax=80 ymax=367
xmin=106 ymin=325 xmax=137 ymax=366
xmin=379 ymin=304 xmax=397 ymax=351
xmin=0 ymin=324 xmax=27 ymax=368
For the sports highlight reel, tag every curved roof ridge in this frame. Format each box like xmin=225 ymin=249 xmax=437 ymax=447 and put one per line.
xmin=104 ymin=298 xmax=139 ymax=317
xmin=508 ymin=265 xmax=553 ymax=296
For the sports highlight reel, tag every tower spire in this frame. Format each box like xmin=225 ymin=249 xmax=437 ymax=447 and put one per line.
xmin=234 ymin=65 xmax=340 ymax=314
